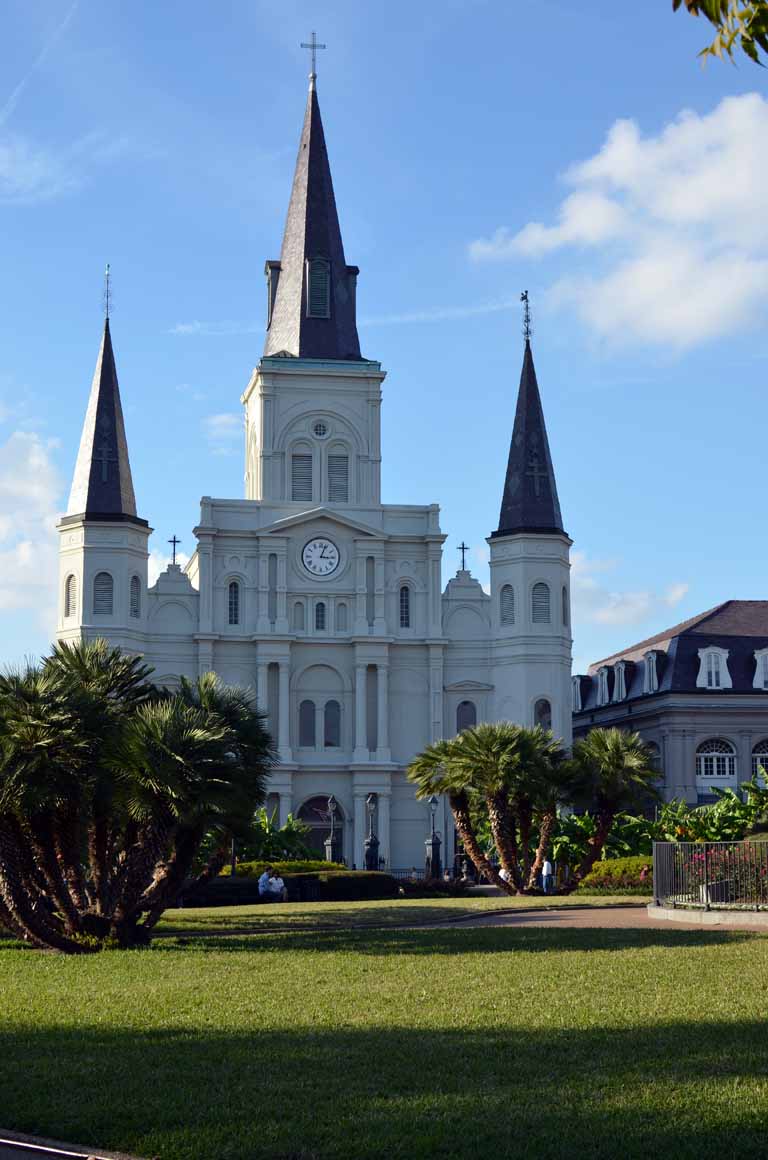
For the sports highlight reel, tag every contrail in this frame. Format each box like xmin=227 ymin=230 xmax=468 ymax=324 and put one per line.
xmin=0 ymin=1 xmax=79 ymax=128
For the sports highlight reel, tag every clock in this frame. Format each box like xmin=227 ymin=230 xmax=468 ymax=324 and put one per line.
xmin=302 ymin=537 xmax=340 ymax=577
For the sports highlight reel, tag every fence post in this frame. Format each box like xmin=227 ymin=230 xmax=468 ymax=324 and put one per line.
xmin=703 ymin=841 xmax=710 ymax=911
xmin=653 ymin=842 xmax=660 ymax=907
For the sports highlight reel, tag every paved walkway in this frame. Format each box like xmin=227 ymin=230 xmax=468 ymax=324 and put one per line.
xmin=453 ymin=903 xmax=768 ymax=931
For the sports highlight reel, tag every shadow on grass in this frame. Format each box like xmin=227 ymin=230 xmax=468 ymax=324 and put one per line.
xmin=2 ymin=1016 xmax=768 ymax=1159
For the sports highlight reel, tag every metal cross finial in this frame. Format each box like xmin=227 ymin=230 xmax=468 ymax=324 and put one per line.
xmin=521 ymin=289 xmax=532 ymax=342
xmin=458 ymin=541 xmax=469 ymax=570
xmin=103 ymin=263 xmax=112 ymax=320
xmin=301 ymin=31 xmax=326 ymax=79
xmin=168 ymin=535 xmax=181 ymax=566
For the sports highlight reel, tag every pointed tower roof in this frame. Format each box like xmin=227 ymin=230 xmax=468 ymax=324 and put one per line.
xmin=65 ymin=318 xmax=146 ymax=525
xmin=492 ymin=339 xmax=565 ymax=538
xmin=263 ymin=77 xmax=362 ymax=361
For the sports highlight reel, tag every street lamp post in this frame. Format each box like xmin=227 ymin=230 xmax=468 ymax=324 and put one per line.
xmin=425 ymin=794 xmax=442 ymax=880
xmin=324 ymin=794 xmax=340 ymax=863
xmin=364 ymin=793 xmax=380 ymax=871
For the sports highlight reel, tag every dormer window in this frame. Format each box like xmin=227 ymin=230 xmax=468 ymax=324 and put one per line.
xmin=306 ymin=258 xmax=330 ymax=318
xmin=696 ymin=646 xmax=732 ymax=690
xmin=572 ymin=676 xmax=582 ymax=713
xmin=643 ymin=651 xmax=659 ymax=694
xmin=597 ymin=666 xmax=610 ymax=706
xmin=754 ymin=649 xmax=768 ymax=691
xmin=612 ymin=661 xmax=627 ymax=702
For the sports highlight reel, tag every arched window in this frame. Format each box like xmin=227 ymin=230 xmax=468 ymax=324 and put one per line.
xmin=64 ymin=574 xmax=77 ymax=619
xmin=696 ymin=647 xmax=732 ymax=690
xmin=327 ymin=454 xmax=349 ymax=503
xmin=534 ymin=698 xmax=552 ymax=730
xmin=307 ymin=258 xmax=331 ymax=318
xmin=324 ymin=700 xmax=341 ymax=748
xmin=532 ymin=582 xmax=550 ymax=623
xmin=399 ymin=585 xmax=411 ymax=628
xmin=228 ymin=581 xmax=240 ymax=625
xmin=291 ymin=452 xmax=313 ymax=501
xmin=335 ymin=602 xmax=348 ymax=632
xmin=299 ymin=700 xmax=316 ymax=748
xmin=93 ymin=572 xmax=113 ymax=616
xmin=752 ymin=741 xmax=768 ymax=782
xmin=500 ymin=584 xmax=515 ymax=625
xmin=315 ymin=601 xmax=326 ymax=631
xmin=754 ymin=650 xmax=768 ymax=690
xmin=456 ymin=700 xmax=477 ymax=733
xmin=612 ymin=661 xmax=627 ymax=702
xmin=562 ymin=586 xmax=569 ymax=627
xmin=572 ymin=676 xmax=582 ymax=713
xmin=597 ymin=666 xmax=610 ymax=706
xmin=129 ymin=575 xmax=141 ymax=619
xmin=696 ymin=739 xmax=736 ymax=785
xmin=293 ymin=601 xmax=305 ymax=631
xmin=643 ymin=651 xmax=659 ymax=694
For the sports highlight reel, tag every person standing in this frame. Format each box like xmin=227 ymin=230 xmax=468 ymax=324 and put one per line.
xmin=542 ymin=858 xmax=555 ymax=894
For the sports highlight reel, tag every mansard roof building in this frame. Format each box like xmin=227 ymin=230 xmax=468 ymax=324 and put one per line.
xmin=57 ymin=65 xmax=572 ymax=870
xmin=572 ymin=601 xmax=768 ymax=804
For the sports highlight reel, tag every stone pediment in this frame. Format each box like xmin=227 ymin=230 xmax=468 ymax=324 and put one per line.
xmin=261 ymin=507 xmax=384 ymax=539
xmin=444 ymin=680 xmax=494 ymax=692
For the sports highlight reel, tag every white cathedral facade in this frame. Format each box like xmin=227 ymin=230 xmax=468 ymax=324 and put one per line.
xmin=56 ymin=71 xmax=573 ymax=870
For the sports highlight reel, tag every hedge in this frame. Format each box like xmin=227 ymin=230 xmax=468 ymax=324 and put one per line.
xmin=183 ymin=870 xmax=401 ymax=907
xmin=578 ymin=855 xmax=653 ymax=895
xmin=222 ymin=860 xmax=344 ymax=878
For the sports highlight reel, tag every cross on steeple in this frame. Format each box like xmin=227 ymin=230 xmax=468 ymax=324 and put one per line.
xmin=301 ymin=31 xmax=326 ymax=81
xmin=103 ymin=263 xmax=112 ymax=320
xmin=521 ymin=289 xmax=532 ymax=342
xmin=168 ymin=535 xmax=181 ymax=565
xmin=458 ymin=541 xmax=469 ymax=570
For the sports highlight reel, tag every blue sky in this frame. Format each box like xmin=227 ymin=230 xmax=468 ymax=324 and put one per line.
xmin=1 ymin=0 xmax=767 ymax=672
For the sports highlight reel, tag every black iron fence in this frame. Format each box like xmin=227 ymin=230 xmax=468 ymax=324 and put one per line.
xmin=653 ymin=840 xmax=768 ymax=910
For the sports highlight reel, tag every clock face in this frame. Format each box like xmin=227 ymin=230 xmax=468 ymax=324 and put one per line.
xmin=302 ymin=538 xmax=340 ymax=577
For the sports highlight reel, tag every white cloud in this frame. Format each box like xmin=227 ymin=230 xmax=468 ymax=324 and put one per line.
xmin=170 ymin=320 xmax=260 ymax=337
xmin=202 ymin=412 xmax=241 ymax=456
xmin=0 ymin=130 xmax=143 ymax=205
xmin=469 ymin=93 xmax=768 ymax=348
xmin=0 ymin=431 xmax=62 ymax=630
xmin=149 ymin=549 xmax=190 ymax=586
xmin=571 ymin=551 xmax=688 ymax=629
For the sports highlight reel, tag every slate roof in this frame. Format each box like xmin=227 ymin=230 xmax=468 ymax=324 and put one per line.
xmin=575 ymin=600 xmax=768 ymax=710
xmin=65 ymin=318 xmax=145 ymax=525
xmin=263 ymin=80 xmax=362 ymax=361
xmin=491 ymin=339 xmax=565 ymax=538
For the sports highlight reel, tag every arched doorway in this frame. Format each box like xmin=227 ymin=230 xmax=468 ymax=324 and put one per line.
xmin=297 ymin=795 xmax=346 ymax=859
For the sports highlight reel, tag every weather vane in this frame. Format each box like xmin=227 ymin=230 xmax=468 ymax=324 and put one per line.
xmin=103 ymin=263 xmax=112 ymax=320
xmin=301 ymin=31 xmax=326 ymax=83
xmin=521 ymin=290 xmax=532 ymax=342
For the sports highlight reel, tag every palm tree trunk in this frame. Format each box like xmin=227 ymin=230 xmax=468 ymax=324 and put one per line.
xmin=141 ymin=825 xmax=212 ymax=930
xmin=558 ymin=809 xmax=615 ymax=893
xmin=527 ymin=807 xmax=557 ymax=891
xmin=485 ymin=791 xmax=522 ymax=891
xmin=0 ymin=818 xmax=87 ymax=953
xmin=111 ymin=821 xmax=172 ymax=946
xmin=53 ymin=808 xmax=88 ymax=911
xmin=29 ymin=812 xmax=82 ymax=935
xmin=518 ymin=799 xmax=533 ymax=881
xmin=88 ymin=815 xmax=110 ymax=915
xmin=450 ymin=791 xmax=515 ymax=895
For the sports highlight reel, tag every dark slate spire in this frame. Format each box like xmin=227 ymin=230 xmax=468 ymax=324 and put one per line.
xmin=263 ymin=77 xmax=362 ymax=360
xmin=492 ymin=339 xmax=565 ymax=538
xmin=65 ymin=318 xmax=145 ymax=524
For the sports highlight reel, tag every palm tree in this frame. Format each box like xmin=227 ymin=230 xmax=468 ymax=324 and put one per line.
xmin=565 ymin=727 xmax=660 ymax=888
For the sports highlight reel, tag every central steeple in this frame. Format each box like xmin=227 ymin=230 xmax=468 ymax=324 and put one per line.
xmin=263 ymin=73 xmax=362 ymax=361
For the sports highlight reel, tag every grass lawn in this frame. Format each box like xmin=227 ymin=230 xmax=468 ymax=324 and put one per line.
xmin=1 ymin=906 xmax=767 ymax=1159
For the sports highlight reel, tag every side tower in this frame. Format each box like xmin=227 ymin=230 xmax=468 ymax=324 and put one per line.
xmin=57 ymin=316 xmax=151 ymax=650
xmin=487 ymin=318 xmax=572 ymax=745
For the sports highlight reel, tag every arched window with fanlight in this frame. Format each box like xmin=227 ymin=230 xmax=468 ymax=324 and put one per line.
xmin=534 ymin=698 xmax=552 ymax=730
xmin=129 ymin=575 xmax=141 ymax=619
xmin=399 ymin=585 xmax=411 ymax=629
xmin=64 ymin=574 xmax=77 ymax=619
xmin=299 ymin=700 xmax=316 ymax=748
xmin=752 ymin=740 xmax=768 ymax=784
xmin=696 ymin=738 xmax=736 ymax=793
xmin=228 ymin=581 xmax=240 ymax=626
xmin=93 ymin=572 xmax=113 ymax=616
xmin=293 ymin=601 xmax=305 ymax=632
xmin=500 ymin=584 xmax=515 ymax=625
xmin=456 ymin=700 xmax=477 ymax=733
xmin=315 ymin=601 xmax=326 ymax=632
xmin=532 ymin=582 xmax=550 ymax=624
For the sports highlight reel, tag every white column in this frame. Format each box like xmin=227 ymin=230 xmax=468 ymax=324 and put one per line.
xmin=353 ymin=793 xmax=366 ymax=870
xmin=278 ymin=660 xmax=291 ymax=761
xmin=354 ymin=663 xmax=368 ymax=762
xmin=378 ymin=793 xmax=391 ymax=869
xmin=429 ymin=644 xmax=444 ymax=742
xmin=256 ymin=661 xmax=269 ymax=713
xmin=376 ymin=663 xmax=390 ymax=761
xmin=374 ymin=554 xmax=386 ymax=634
xmin=278 ymin=791 xmax=292 ymax=826
xmin=354 ymin=553 xmax=367 ymax=634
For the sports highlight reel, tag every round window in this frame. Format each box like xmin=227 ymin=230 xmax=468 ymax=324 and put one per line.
xmin=313 ymin=421 xmax=328 ymax=438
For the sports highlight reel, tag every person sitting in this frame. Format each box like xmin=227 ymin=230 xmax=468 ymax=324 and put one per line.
xmin=258 ymin=866 xmax=287 ymax=903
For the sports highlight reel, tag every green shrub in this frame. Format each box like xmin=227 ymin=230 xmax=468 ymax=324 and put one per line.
xmin=578 ymin=855 xmax=653 ymax=895
xmin=222 ymin=859 xmax=343 ymax=878
xmin=183 ymin=870 xmax=401 ymax=907
xmin=400 ymin=877 xmax=470 ymax=898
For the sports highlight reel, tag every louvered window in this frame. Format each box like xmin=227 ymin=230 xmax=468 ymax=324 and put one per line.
xmin=291 ymin=454 xmax=313 ymax=501
xmin=228 ymin=581 xmax=240 ymax=626
xmin=64 ymin=575 xmax=77 ymax=619
xmin=399 ymin=585 xmax=411 ymax=629
xmin=307 ymin=259 xmax=330 ymax=318
xmin=500 ymin=584 xmax=515 ymax=625
xmin=315 ymin=602 xmax=326 ymax=631
xmin=562 ymin=585 xmax=569 ymax=627
xmin=532 ymin=582 xmax=550 ymax=623
xmin=93 ymin=572 xmax=113 ymax=616
xmin=327 ymin=455 xmax=349 ymax=502
xmin=129 ymin=575 xmax=141 ymax=619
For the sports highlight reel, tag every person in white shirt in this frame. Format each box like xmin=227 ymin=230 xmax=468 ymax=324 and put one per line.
xmin=542 ymin=858 xmax=555 ymax=894
xmin=258 ymin=866 xmax=287 ymax=903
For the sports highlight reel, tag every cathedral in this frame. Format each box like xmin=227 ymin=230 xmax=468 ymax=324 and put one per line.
xmin=56 ymin=67 xmax=573 ymax=870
